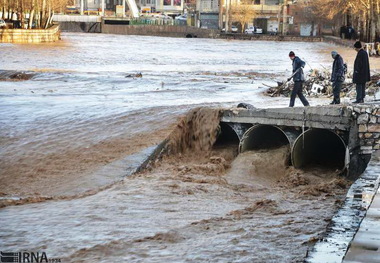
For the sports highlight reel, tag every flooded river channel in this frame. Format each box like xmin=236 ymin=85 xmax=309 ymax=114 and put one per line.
xmin=1 ymin=33 xmax=379 ymax=262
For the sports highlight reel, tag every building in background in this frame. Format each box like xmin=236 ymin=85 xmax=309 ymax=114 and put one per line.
xmin=196 ymin=0 xmax=219 ymax=29
xmin=251 ymin=0 xmax=281 ymax=34
xmin=139 ymin=0 xmax=157 ymax=13
xmin=74 ymin=0 xmax=184 ymax=16
xmin=287 ymin=0 xmax=334 ymax=36
xmin=154 ymin=0 xmax=184 ymax=15
xmin=219 ymin=0 xmax=297 ymax=33
xmin=74 ymin=0 xmax=102 ymax=14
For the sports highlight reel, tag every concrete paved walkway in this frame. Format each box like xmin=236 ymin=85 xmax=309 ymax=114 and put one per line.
xmin=343 ymin=185 xmax=380 ymax=262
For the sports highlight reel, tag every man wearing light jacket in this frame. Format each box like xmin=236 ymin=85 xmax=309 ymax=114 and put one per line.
xmin=288 ymin=51 xmax=309 ymax=107
xmin=330 ymin=51 xmax=345 ymax=104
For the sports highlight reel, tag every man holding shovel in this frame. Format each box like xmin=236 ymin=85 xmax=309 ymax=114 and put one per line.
xmin=288 ymin=51 xmax=310 ymax=107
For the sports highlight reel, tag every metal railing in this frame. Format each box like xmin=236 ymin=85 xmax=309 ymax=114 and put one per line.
xmin=130 ymin=18 xmax=186 ymax=26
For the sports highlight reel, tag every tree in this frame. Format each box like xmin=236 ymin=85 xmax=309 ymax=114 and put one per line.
xmin=230 ymin=3 xmax=256 ymax=33
xmin=1 ymin=0 xmax=72 ymax=29
xmin=307 ymin=0 xmax=380 ymax=42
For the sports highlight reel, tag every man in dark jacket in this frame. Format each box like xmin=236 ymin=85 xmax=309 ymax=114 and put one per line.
xmin=288 ymin=51 xmax=309 ymax=107
xmin=330 ymin=51 xmax=345 ymax=104
xmin=353 ymin=41 xmax=371 ymax=103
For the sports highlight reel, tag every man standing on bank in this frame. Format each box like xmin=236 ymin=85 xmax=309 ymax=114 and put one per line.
xmin=288 ymin=51 xmax=309 ymax=107
xmin=330 ymin=51 xmax=345 ymax=104
xmin=353 ymin=41 xmax=371 ymax=103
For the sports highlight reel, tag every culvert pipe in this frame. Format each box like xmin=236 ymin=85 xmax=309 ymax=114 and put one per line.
xmin=239 ymin=125 xmax=298 ymax=153
xmin=291 ymin=129 xmax=347 ymax=171
xmin=214 ymin=122 xmax=252 ymax=146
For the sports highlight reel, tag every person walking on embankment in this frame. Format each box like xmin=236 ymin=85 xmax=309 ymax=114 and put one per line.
xmin=330 ymin=51 xmax=345 ymax=104
xmin=353 ymin=41 xmax=371 ymax=103
xmin=288 ymin=51 xmax=310 ymax=107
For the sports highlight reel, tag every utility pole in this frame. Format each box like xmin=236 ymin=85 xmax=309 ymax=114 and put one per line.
xmin=282 ymin=0 xmax=287 ymax=35
xmin=101 ymin=0 xmax=105 ymax=16
xmin=219 ymin=0 xmax=224 ymax=30
xmin=80 ymin=0 xmax=84 ymax=15
xmin=122 ymin=0 xmax=126 ymax=17
xmin=277 ymin=2 xmax=281 ymax=34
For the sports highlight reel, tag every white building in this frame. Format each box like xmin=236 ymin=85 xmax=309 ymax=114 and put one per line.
xmin=139 ymin=0 xmax=184 ymax=15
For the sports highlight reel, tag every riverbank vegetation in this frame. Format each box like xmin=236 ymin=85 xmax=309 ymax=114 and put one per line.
xmin=1 ymin=0 xmax=72 ymax=29
xmin=309 ymin=0 xmax=380 ymax=42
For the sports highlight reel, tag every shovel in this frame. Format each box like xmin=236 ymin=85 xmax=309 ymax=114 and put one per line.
xmin=266 ymin=68 xmax=301 ymax=97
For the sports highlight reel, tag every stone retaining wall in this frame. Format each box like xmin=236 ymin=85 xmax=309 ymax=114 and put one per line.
xmin=323 ymin=35 xmax=356 ymax=48
xmin=0 ymin=25 xmax=60 ymax=43
xmin=219 ymin=33 xmax=323 ymax=42
xmin=59 ymin=22 xmax=101 ymax=33
xmin=101 ymin=24 xmax=218 ymax=38
xmin=351 ymin=105 xmax=380 ymax=154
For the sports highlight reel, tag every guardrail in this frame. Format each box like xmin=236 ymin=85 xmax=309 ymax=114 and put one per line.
xmin=130 ymin=18 xmax=186 ymax=26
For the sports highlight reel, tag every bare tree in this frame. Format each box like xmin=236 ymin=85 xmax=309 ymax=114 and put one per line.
xmin=2 ymin=0 xmax=72 ymax=29
xmin=308 ymin=0 xmax=380 ymax=41
xmin=231 ymin=3 xmax=256 ymax=33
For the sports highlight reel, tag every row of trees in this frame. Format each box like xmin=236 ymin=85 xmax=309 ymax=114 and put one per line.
xmin=308 ymin=0 xmax=380 ymax=42
xmin=223 ymin=0 xmax=380 ymax=41
xmin=221 ymin=0 xmax=256 ymax=33
xmin=1 ymin=0 xmax=71 ymax=29
xmin=231 ymin=3 xmax=256 ymax=33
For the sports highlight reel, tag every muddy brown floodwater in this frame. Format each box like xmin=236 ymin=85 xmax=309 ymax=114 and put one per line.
xmin=0 ymin=108 xmax=351 ymax=262
xmin=2 ymin=35 xmax=371 ymax=262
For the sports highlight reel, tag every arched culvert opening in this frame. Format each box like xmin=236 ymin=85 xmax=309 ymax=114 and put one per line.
xmin=214 ymin=122 xmax=240 ymax=146
xmin=213 ymin=122 xmax=241 ymax=160
xmin=239 ymin=125 xmax=291 ymax=153
xmin=186 ymin=34 xmax=196 ymax=38
xmin=291 ymin=129 xmax=346 ymax=171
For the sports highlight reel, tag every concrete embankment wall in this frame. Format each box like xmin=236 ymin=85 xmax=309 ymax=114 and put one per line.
xmin=101 ymin=24 xmax=219 ymax=38
xmin=59 ymin=22 xmax=101 ymax=33
xmin=53 ymin=15 xmax=101 ymax=33
xmin=219 ymin=33 xmax=322 ymax=42
xmin=323 ymin=35 xmax=356 ymax=48
xmin=0 ymin=25 xmax=60 ymax=43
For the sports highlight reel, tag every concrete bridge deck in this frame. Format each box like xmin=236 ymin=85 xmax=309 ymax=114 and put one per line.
xmin=222 ymin=106 xmax=352 ymax=131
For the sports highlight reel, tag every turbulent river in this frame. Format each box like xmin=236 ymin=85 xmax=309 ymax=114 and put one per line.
xmin=0 ymin=33 xmax=379 ymax=262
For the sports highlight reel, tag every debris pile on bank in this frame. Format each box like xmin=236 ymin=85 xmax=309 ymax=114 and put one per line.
xmin=265 ymin=70 xmax=380 ymax=99
xmin=0 ymin=70 xmax=36 ymax=81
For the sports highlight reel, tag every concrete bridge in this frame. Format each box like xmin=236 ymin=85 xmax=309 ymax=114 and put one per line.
xmin=218 ymin=105 xmax=380 ymax=178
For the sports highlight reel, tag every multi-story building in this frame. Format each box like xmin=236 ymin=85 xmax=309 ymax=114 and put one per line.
xmin=287 ymin=0 xmax=334 ymax=36
xmin=251 ymin=0 xmax=282 ymax=34
xmin=75 ymin=0 xmax=184 ymax=16
xmin=218 ymin=0 xmax=289 ymax=33
xmin=74 ymin=0 xmax=102 ymax=13
xmin=196 ymin=0 xmax=219 ymax=29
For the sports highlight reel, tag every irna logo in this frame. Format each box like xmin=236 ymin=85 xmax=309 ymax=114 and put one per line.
xmin=0 ymin=251 xmax=51 ymax=263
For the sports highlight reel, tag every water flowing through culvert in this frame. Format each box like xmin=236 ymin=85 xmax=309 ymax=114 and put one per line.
xmin=0 ymin=107 xmax=354 ymax=262
xmin=238 ymin=125 xmax=347 ymax=173
xmin=292 ymin=129 xmax=347 ymax=172
xmin=239 ymin=125 xmax=292 ymax=152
